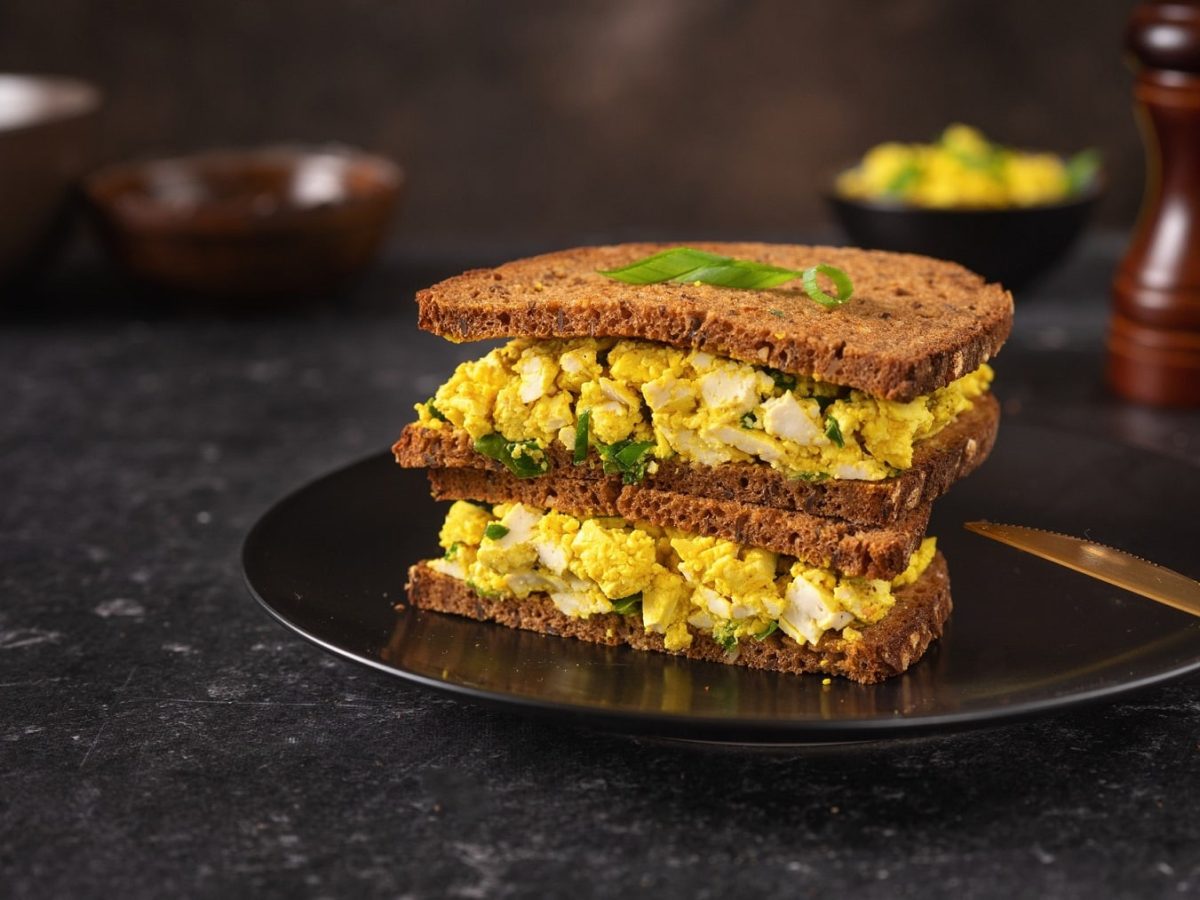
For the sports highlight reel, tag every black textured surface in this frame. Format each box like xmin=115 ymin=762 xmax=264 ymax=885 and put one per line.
xmin=5 ymin=235 xmax=1200 ymax=898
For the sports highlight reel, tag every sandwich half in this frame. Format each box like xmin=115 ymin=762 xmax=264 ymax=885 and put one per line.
xmin=396 ymin=243 xmax=1011 ymax=681
xmin=408 ymin=500 xmax=951 ymax=684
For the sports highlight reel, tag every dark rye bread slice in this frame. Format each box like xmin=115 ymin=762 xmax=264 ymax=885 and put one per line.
xmin=406 ymin=553 xmax=952 ymax=684
xmin=426 ymin=467 xmax=930 ymax=580
xmin=393 ymin=392 xmax=999 ymax=528
xmin=415 ymin=242 xmax=1012 ymax=401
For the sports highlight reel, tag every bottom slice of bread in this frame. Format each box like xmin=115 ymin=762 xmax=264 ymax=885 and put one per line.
xmin=406 ymin=552 xmax=952 ymax=683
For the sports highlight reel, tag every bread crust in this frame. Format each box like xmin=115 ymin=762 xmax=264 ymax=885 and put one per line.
xmin=415 ymin=243 xmax=1012 ymax=401
xmin=394 ymin=392 xmax=999 ymax=528
xmin=425 ymin=467 xmax=930 ymax=580
xmin=405 ymin=553 xmax=952 ymax=684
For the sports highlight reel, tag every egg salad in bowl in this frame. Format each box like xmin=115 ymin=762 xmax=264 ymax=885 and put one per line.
xmin=837 ymin=124 xmax=1100 ymax=209
xmin=428 ymin=500 xmax=937 ymax=654
xmin=414 ymin=337 xmax=992 ymax=484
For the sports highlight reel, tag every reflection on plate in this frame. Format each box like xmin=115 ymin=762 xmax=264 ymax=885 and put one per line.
xmin=243 ymin=423 xmax=1200 ymax=742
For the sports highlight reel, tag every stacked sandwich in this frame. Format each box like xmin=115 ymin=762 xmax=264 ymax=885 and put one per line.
xmin=394 ymin=243 xmax=1012 ymax=682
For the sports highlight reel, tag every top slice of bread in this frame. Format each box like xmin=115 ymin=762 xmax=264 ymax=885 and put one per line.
xmin=416 ymin=242 xmax=1013 ymax=401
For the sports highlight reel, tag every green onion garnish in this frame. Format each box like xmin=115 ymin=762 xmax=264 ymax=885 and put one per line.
xmin=801 ymin=264 xmax=854 ymax=309
xmin=713 ymin=621 xmax=739 ymax=653
xmin=466 ymin=580 xmax=501 ymax=599
xmin=599 ymin=248 xmax=796 ymax=289
xmin=573 ymin=409 xmax=591 ymax=465
xmin=610 ymin=593 xmax=642 ymax=615
xmin=753 ymin=621 xmax=779 ymax=641
xmin=740 ymin=411 xmax=757 ymax=429
xmin=483 ymin=523 xmax=509 ymax=541
xmin=473 ymin=434 xmax=551 ymax=479
xmin=598 ymin=247 xmax=854 ymax=309
xmin=764 ymin=367 xmax=797 ymax=392
xmin=884 ymin=163 xmax=921 ymax=196
xmin=598 ymin=439 xmax=656 ymax=484
xmin=824 ymin=414 xmax=844 ymax=448
xmin=425 ymin=399 xmax=448 ymax=422
xmin=1065 ymin=148 xmax=1101 ymax=195
xmin=444 ymin=542 xmax=461 ymax=560
xmin=788 ymin=471 xmax=830 ymax=483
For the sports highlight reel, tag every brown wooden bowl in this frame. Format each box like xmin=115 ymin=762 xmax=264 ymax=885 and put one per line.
xmin=83 ymin=146 xmax=403 ymax=300
xmin=0 ymin=74 xmax=101 ymax=285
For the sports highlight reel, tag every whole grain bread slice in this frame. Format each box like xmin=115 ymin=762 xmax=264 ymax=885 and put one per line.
xmin=394 ymin=392 xmax=999 ymax=528
xmin=426 ymin=467 xmax=930 ymax=580
xmin=406 ymin=553 xmax=952 ymax=683
xmin=416 ymin=243 xmax=1012 ymax=401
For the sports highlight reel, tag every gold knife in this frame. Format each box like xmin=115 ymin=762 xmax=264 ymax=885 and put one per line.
xmin=964 ymin=521 xmax=1200 ymax=619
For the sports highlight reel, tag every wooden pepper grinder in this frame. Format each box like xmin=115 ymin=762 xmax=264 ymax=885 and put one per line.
xmin=1108 ymin=0 xmax=1200 ymax=406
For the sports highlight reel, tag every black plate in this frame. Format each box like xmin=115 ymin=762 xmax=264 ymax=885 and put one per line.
xmin=243 ymin=423 xmax=1200 ymax=742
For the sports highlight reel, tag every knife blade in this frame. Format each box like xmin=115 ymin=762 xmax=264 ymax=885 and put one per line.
xmin=964 ymin=521 xmax=1200 ymax=619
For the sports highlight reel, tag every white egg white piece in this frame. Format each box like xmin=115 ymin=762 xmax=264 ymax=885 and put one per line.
xmin=559 ymin=348 xmax=589 ymax=375
xmin=532 ymin=537 xmax=570 ymax=575
xmin=832 ymin=461 xmax=877 ymax=480
xmin=516 ymin=355 xmax=556 ymax=403
xmin=427 ymin=558 xmax=466 ymax=580
xmin=495 ymin=505 xmax=544 ymax=546
xmin=779 ymin=575 xmax=845 ymax=646
xmin=657 ymin=425 xmax=732 ymax=466
xmin=705 ymin=425 xmax=784 ymax=462
xmin=550 ymin=590 xmax=594 ymax=617
xmin=695 ymin=585 xmax=733 ymax=620
xmin=698 ymin=369 xmax=760 ymax=412
xmin=642 ymin=376 xmax=696 ymax=414
xmin=760 ymin=393 xmax=828 ymax=445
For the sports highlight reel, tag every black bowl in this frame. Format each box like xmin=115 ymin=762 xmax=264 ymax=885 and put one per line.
xmin=826 ymin=186 xmax=1102 ymax=289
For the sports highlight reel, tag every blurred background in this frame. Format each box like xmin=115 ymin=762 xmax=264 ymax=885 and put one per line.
xmin=0 ymin=0 xmax=1139 ymax=249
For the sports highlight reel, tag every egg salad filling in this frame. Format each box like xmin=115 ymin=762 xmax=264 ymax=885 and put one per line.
xmin=426 ymin=500 xmax=937 ymax=653
xmin=837 ymin=123 xmax=1100 ymax=208
xmin=415 ymin=337 xmax=992 ymax=482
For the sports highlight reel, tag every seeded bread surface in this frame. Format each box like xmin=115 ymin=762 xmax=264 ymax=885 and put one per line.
xmin=406 ymin=552 xmax=952 ymax=683
xmin=415 ymin=243 xmax=1012 ymax=401
xmin=394 ymin=392 xmax=998 ymax=527
xmin=426 ymin=467 xmax=930 ymax=579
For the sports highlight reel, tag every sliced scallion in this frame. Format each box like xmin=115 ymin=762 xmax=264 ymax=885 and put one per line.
xmin=610 ymin=593 xmax=642 ymax=615
xmin=598 ymin=438 xmax=656 ymax=484
xmin=824 ymin=414 xmax=845 ymax=448
xmin=597 ymin=247 xmax=854 ymax=310
xmin=801 ymin=264 xmax=854 ymax=309
xmin=573 ymin=409 xmax=591 ymax=465
xmin=753 ymin=621 xmax=779 ymax=641
xmin=473 ymin=434 xmax=550 ymax=478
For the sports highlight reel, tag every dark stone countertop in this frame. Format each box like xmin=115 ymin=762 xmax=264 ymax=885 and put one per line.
xmin=4 ymin=233 xmax=1200 ymax=899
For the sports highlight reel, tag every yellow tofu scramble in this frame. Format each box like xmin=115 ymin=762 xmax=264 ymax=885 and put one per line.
xmin=414 ymin=336 xmax=992 ymax=482
xmin=428 ymin=500 xmax=937 ymax=652
xmin=837 ymin=124 xmax=1099 ymax=209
